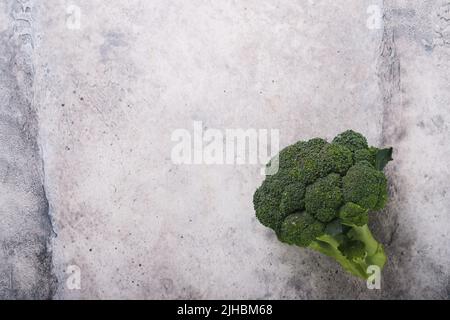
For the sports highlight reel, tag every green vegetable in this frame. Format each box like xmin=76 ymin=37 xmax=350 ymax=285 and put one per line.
xmin=253 ymin=130 xmax=393 ymax=279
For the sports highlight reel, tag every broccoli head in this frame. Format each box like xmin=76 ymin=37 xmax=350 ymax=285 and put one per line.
xmin=253 ymin=130 xmax=393 ymax=279
xmin=280 ymin=213 xmax=325 ymax=247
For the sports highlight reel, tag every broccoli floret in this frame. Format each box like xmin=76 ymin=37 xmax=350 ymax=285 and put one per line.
xmin=342 ymin=161 xmax=388 ymax=210
xmin=339 ymin=202 xmax=369 ymax=227
xmin=278 ymin=138 xmax=327 ymax=171
xmin=353 ymin=147 xmax=377 ymax=166
xmin=332 ymin=130 xmax=369 ymax=152
xmin=253 ymin=175 xmax=285 ymax=233
xmin=318 ymin=143 xmax=353 ymax=176
xmin=300 ymin=138 xmax=329 ymax=157
xmin=338 ymin=239 xmax=366 ymax=260
xmin=253 ymin=130 xmax=393 ymax=279
xmin=289 ymin=138 xmax=328 ymax=185
xmin=280 ymin=182 xmax=306 ymax=214
xmin=277 ymin=142 xmax=303 ymax=170
xmin=280 ymin=213 xmax=325 ymax=247
xmin=305 ymin=174 xmax=343 ymax=223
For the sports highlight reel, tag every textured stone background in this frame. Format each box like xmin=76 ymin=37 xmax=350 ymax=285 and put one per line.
xmin=0 ymin=0 xmax=448 ymax=299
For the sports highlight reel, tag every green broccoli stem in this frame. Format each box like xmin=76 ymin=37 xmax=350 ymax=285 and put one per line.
xmin=309 ymin=236 xmax=368 ymax=279
xmin=308 ymin=225 xmax=386 ymax=280
xmin=349 ymin=225 xmax=387 ymax=271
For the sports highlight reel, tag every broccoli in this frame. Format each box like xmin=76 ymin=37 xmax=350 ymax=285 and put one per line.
xmin=253 ymin=130 xmax=393 ymax=279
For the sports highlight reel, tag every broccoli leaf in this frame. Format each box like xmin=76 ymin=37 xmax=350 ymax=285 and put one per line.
xmin=375 ymin=147 xmax=393 ymax=171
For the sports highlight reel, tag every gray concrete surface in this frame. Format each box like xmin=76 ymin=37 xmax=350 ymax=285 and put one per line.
xmin=0 ymin=0 xmax=55 ymax=299
xmin=0 ymin=0 xmax=448 ymax=299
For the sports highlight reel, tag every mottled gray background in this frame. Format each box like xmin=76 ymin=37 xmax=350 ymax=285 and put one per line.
xmin=0 ymin=0 xmax=449 ymax=299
